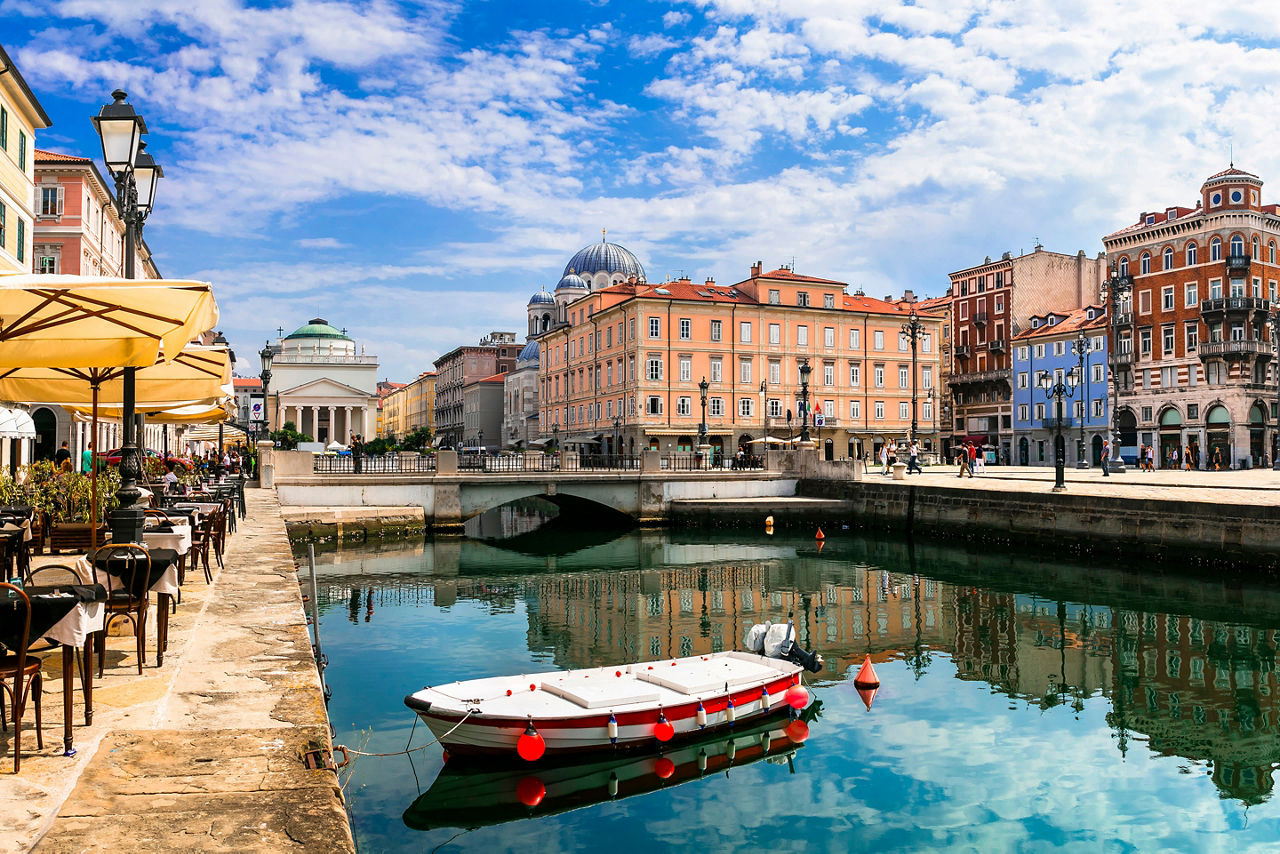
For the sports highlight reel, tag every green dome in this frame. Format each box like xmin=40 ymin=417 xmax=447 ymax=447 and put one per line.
xmin=285 ymin=318 xmax=351 ymax=340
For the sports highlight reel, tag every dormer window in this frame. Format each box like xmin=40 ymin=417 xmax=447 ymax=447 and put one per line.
xmin=1146 ymin=215 xmax=1155 ymax=225
xmin=1031 ymin=318 xmax=1040 ymax=329
xmin=1167 ymin=208 xmax=1178 ymax=220
xmin=1048 ymin=316 xmax=1057 ymax=326
xmin=1086 ymin=308 xmax=1095 ymax=320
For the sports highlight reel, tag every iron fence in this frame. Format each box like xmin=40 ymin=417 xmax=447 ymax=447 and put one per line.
xmin=312 ymin=454 xmax=437 ymax=473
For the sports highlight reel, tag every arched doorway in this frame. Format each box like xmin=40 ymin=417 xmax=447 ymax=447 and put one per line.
xmin=709 ymin=436 xmax=725 ymax=466
xmin=1092 ymin=434 xmax=1104 ymax=466
xmin=676 ymin=435 xmax=694 ymax=452
xmin=1117 ymin=409 xmax=1138 ymax=464
xmin=1249 ymin=403 xmax=1266 ymax=466
xmin=32 ymin=407 xmax=57 ymax=461
xmin=1018 ymin=436 xmax=1029 ymax=466
xmin=1206 ymin=404 xmax=1231 ymax=469
xmin=823 ymin=438 xmax=834 ymax=461
xmin=1158 ymin=407 xmax=1182 ymax=468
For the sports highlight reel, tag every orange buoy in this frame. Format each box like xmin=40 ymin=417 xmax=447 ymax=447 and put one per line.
xmin=784 ymin=719 xmax=810 ymax=743
xmin=815 ymin=527 xmax=825 ymax=540
xmin=853 ymin=654 xmax=880 ymax=688
xmin=654 ymin=712 xmax=675 ymax=742
xmin=816 ymin=540 xmax=825 ymax=553
xmin=857 ymin=684 xmax=878 ymax=711
xmin=785 ymin=685 xmax=810 ymax=709
xmin=516 ymin=721 xmax=546 ymax=761
xmin=654 ymin=756 xmax=675 ymax=779
xmin=516 ymin=775 xmax=546 ymax=807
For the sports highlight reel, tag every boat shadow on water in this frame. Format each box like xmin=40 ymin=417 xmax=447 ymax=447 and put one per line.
xmin=402 ymin=705 xmax=822 ymax=832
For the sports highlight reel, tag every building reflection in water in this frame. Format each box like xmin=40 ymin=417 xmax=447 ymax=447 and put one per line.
xmin=311 ymin=530 xmax=1279 ymax=805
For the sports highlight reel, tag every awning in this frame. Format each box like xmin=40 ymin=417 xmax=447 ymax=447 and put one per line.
xmin=182 ymin=423 xmax=246 ymax=444
xmin=0 ymin=407 xmax=36 ymax=439
xmin=563 ymin=432 xmax=604 ymax=444
xmin=529 ymin=437 xmax=551 ymax=446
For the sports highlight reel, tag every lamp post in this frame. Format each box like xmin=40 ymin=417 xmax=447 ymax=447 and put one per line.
xmin=259 ymin=340 xmax=274 ymax=439
xmin=1105 ymin=268 xmax=1132 ymax=472
xmin=942 ymin=399 xmax=951 ymax=460
xmin=552 ymin=423 xmax=559 ymax=454
xmin=478 ymin=429 xmax=484 ymax=456
xmin=799 ymin=359 xmax=812 ymax=443
xmin=901 ymin=309 xmax=924 ymax=442
xmin=698 ymin=377 xmax=709 ymax=448
xmin=212 ymin=331 xmax=230 ymax=473
xmin=1071 ymin=329 xmax=1095 ymax=468
xmin=613 ymin=416 xmax=621 ymax=459
xmin=928 ymin=389 xmax=937 ymax=457
xmin=1039 ymin=367 xmax=1079 ymax=492
xmin=94 ymin=90 xmax=163 ymax=545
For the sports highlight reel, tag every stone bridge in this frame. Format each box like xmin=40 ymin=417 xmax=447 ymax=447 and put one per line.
xmin=266 ymin=449 xmax=852 ymax=530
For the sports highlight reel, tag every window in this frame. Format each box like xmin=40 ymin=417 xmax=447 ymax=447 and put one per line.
xmin=649 ymin=317 xmax=660 ymax=338
xmin=959 ymin=302 xmax=969 ymax=320
xmin=1141 ymin=405 xmax=1153 ymax=422
xmin=646 ymin=357 xmax=663 ymax=381
xmin=1162 ymin=286 xmax=1174 ymax=311
xmin=1119 ymin=257 xmax=1129 ymax=276
xmin=874 ymin=401 xmax=885 ymax=420
xmin=1093 ymin=399 xmax=1104 ymax=418
xmin=38 ymin=254 xmax=56 ymax=274
xmin=849 ymin=400 xmax=861 ymax=419
xmin=994 ymin=295 xmax=1004 ymax=314
xmin=823 ymin=362 xmax=834 ymax=386
xmin=1163 ymin=247 xmax=1173 ymax=270
xmin=17 ymin=131 xmax=25 ymax=171
xmin=823 ymin=326 xmax=835 ymax=348
xmin=606 ymin=363 xmax=613 ymax=386
xmin=874 ymin=365 xmax=885 ymax=387
xmin=849 ymin=329 xmax=860 ymax=349
xmin=1140 ymin=328 xmax=1152 ymax=355
xmin=678 ymin=356 xmax=691 ymax=382
xmin=899 ymin=402 xmax=910 ymax=419
xmin=739 ymin=321 xmax=752 ymax=343
xmin=769 ymin=398 xmax=783 ymax=417
xmin=647 ymin=396 xmax=662 ymax=415
xmin=1016 ymin=346 xmax=1028 ymax=361
xmin=769 ymin=323 xmax=781 ymax=344
xmin=1187 ymin=243 xmax=1197 ymax=265
xmin=739 ymin=359 xmax=752 ymax=384
xmin=1138 ymin=290 xmax=1151 ymax=314
xmin=1034 ymin=343 xmax=1045 ymax=359
xmin=1162 ymin=325 xmax=1175 ymax=356
xmin=1092 ymin=363 xmax=1104 ymax=383
xmin=898 ymin=332 xmax=910 ymax=352
xmin=1271 ymin=242 xmax=1277 ymax=264
xmin=1018 ymin=372 xmax=1028 ymax=389
xmin=1230 ymin=235 xmax=1245 ymax=257
xmin=768 ymin=289 xmax=780 ymax=304
xmin=1035 ymin=403 xmax=1045 ymax=420
xmin=1210 ymin=238 xmax=1222 ymax=261
xmin=823 ymin=293 xmax=835 ymax=309
xmin=1188 ymin=403 xmax=1199 ymax=419
xmin=1231 ymin=277 xmax=1245 ymax=297
xmin=1185 ymin=283 xmax=1198 ymax=307
xmin=797 ymin=292 xmax=810 ymax=307
xmin=0 ymin=203 xmax=6 ymax=252
xmin=1253 ymin=277 xmax=1263 ymax=298
xmin=679 ymin=318 xmax=691 ymax=340
xmin=1018 ymin=404 xmax=1029 ymax=422
xmin=40 ymin=187 xmax=63 ymax=217
xmin=15 ymin=219 xmax=22 ymax=263
xmin=849 ymin=363 xmax=860 ymax=386
xmin=922 ymin=366 xmax=932 ymax=388
xmin=709 ymin=357 xmax=722 ymax=382
xmin=922 ymin=333 xmax=932 ymax=353
xmin=1209 ymin=278 xmax=1223 ymax=299
xmin=796 ymin=326 xmax=808 ymax=346
xmin=739 ymin=398 xmax=754 ymax=417
xmin=898 ymin=366 xmax=909 ymax=388
xmin=769 ymin=360 xmax=781 ymax=384
xmin=709 ymin=397 xmax=724 ymax=417
xmin=873 ymin=330 xmax=884 ymax=350
xmin=1231 ymin=322 xmax=1245 ymax=341
xmin=1140 ymin=253 xmax=1150 ymax=274
xmin=1053 ymin=341 xmax=1065 ymax=356
xmin=0 ymin=106 xmax=6 ymax=150
xmin=922 ymin=400 xmax=932 ymax=420
xmin=710 ymin=320 xmax=722 ymax=342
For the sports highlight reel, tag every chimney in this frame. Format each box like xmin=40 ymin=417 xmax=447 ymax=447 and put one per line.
xmin=705 ymin=277 xmax=715 ymax=285
xmin=751 ymin=261 xmax=762 ymax=277
xmin=902 ymin=289 xmax=916 ymax=302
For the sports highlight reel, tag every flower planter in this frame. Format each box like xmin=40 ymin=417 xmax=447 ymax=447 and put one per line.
xmin=48 ymin=521 xmax=110 ymax=554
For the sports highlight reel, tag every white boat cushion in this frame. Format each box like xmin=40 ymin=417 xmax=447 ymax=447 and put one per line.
xmin=635 ymin=656 xmax=780 ymax=696
xmin=540 ymin=673 xmax=661 ymax=709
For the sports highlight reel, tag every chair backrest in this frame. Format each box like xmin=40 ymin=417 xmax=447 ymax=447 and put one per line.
xmin=92 ymin=544 xmax=151 ymax=606
xmin=0 ymin=582 xmax=33 ymax=675
xmin=27 ymin=563 xmax=83 ymax=588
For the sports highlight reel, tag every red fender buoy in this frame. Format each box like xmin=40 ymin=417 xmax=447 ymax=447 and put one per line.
xmin=815 ymin=527 xmax=825 ymax=540
xmin=785 ymin=719 xmax=810 ymax=743
xmin=785 ymin=685 xmax=810 ymax=709
xmin=516 ymin=776 xmax=546 ymax=807
xmin=853 ymin=654 xmax=880 ymax=688
xmin=654 ymin=712 xmax=675 ymax=742
xmin=654 ymin=756 xmax=675 ymax=779
xmin=516 ymin=721 xmax=546 ymax=761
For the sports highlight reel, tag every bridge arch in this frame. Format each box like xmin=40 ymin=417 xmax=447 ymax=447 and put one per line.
xmin=457 ymin=480 xmax=643 ymax=522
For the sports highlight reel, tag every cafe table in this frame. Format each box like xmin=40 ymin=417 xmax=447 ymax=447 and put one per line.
xmin=86 ymin=547 xmax=181 ymax=667
xmin=0 ymin=582 xmax=106 ymax=756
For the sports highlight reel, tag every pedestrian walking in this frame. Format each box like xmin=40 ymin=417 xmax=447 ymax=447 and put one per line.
xmin=973 ymin=444 xmax=984 ymax=474
xmin=907 ymin=440 xmax=923 ymax=474
xmin=1212 ymin=447 xmax=1222 ymax=471
xmin=352 ymin=433 xmax=364 ymax=474
xmin=880 ymin=444 xmax=889 ymax=476
xmin=1101 ymin=438 xmax=1110 ymax=476
xmin=1184 ymin=444 xmax=1193 ymax=471
xmin=957 ymin=446 xmax=968 ymax=477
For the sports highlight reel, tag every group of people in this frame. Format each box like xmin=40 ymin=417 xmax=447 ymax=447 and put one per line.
xmin=875 ymin=441 xmax=926 ymax=475
xmin=955 ymin=442 xmax=983 ymax=478
xmin=1131 ymin=443 xmax=1214 ymax=471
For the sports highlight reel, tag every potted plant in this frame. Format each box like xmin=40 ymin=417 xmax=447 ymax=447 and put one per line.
xmin=24 ymin=461 xmax=119 ymax=553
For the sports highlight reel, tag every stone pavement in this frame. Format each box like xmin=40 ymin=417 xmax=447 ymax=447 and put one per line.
xmin=863 ymin=463 xmax=1280 ymax=506
xmin=0 ymin=490 xmax=353 ymax=853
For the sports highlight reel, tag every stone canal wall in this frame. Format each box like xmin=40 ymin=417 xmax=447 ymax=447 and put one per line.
xmin=672 ymin=479 xmax=1280 ymax=570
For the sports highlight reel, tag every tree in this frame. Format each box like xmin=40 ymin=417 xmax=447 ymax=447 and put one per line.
xmin=402 ymin=427 xmax=433 ymax=451
xmin=269 ymin=420 xmax=313 ymax=450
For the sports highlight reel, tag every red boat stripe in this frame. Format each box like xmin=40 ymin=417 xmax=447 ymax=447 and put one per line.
xmin=424 ymin=675 xmax=797 ymax=730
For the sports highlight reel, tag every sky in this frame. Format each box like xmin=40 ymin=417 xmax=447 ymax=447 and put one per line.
xmin=6 ymin=0 xmax=1280 ymax=381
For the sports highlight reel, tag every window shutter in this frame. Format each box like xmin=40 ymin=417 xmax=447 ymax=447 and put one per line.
xmin=57 ymin=186 xmax=65 ymax=215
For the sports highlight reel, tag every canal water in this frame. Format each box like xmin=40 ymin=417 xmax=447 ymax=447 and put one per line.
xmin=302 ymin=502 xmax=1280 ymax=852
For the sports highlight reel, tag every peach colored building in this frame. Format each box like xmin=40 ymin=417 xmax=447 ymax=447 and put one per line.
xmin=32 ymin=149 xmax=159 ymax=278
xmin=538 ymin=263 xmax=944 ymax=461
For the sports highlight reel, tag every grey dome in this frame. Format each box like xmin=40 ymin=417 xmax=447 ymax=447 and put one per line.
xmin=518 ymin=339 xmax=540 ymax=363
xmin=556 ymin=271 xmax=588 ymax=290
xmin=528 ymin=288 xmax=554 ymax=306
xmin=563 ymin=238 xmax=645 ymax=282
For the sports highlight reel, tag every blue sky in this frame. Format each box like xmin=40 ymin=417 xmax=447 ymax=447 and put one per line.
xmin=6 ymin=0 xmax=1280 ymax=380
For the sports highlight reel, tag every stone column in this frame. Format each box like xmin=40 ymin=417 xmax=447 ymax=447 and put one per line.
xmin=328 ymin=405 xmax=336 ymax=443
xmin=343 ymin=406 xmax=352 ymax=441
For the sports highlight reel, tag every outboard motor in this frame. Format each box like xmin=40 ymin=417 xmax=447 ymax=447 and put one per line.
xmin=743 ymin=618 xmax=824 ymax=673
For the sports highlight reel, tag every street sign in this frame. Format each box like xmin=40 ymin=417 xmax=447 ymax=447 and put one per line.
xmin=814 ymin=414 xmax=826 ymax=427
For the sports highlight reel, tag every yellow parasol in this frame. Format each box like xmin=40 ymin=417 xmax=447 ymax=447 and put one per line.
xmin=0 ymin=344 xmax=232 ymax=406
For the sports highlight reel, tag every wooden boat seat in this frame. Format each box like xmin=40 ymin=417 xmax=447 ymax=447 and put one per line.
xmin=540 ymin=672 xmax=660 ymax=709
xmin=635 ymin=655 xmax=780 ymax=696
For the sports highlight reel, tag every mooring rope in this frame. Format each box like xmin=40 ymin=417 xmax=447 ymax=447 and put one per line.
xmin=336 ymin=710 xmax=474 ymax=759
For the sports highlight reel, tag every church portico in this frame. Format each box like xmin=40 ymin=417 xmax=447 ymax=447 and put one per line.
xmin=267 ymin=318 xmax=379 ymax=444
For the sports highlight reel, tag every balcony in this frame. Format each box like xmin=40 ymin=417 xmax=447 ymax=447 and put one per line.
xmin=1227 ymin=253 xmax=1251 ymax=273
xmin=954 ymin=345 xmax=972 ymax=359
xmin=988 ymin=339 xmax=1006 ymax=352
xmin=1040 ymin=417 xmax=1079 ymax=430
xmin=1112 ymin=312 xmax=1132 ymax=327
xmin=974 ymin=311 xmax=989 ymax=326
xmin=1197 ymin=339 xmax=1273 ymax=361
xmin=1201 ymin=296 xmax=1270 ymax=317
xmin=949 ymin=369 xmax=1010 ymax=387
xmin=1114 ymin=350 xmax=1134 ymax=366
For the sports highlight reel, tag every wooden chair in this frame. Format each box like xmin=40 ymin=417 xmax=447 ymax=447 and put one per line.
xmin=190 ymin=515 xmax=216 ymax=584
xmin=0 ymin=582 xmax=44 ymax=773
xmin=90 ymin=544 xmax=151 ymax=677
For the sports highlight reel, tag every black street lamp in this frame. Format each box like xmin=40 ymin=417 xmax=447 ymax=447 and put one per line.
xmin=799 ymin=358 xmax=812 ymax=442
xmin=94 ymin=90 xmax=163 ymax=545
xmin=259 ymin=340 xmax=274 ymax=439
xmin=552 ymin=423 xmax=559 ymax=453
xmin=901 ymin=309 xmax=924 ymax=441
xmin=1039 ymin=367 xmax=1079 ymax=492
xmin=478 ymin=429 xmax=484 ymax=455
xmin=1071 ymin=329 xmax=1095 ymax=469
xmin=613 ymin=416 xmax=621 ymax=458
xmin=698 ymin=376 xmax=709 ymax=447
xmin=1105 ymin=268 xmax=1133 ymax=472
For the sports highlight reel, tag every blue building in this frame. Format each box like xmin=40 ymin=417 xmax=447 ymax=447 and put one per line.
xmin=1011 ymin=306 xmax=1110 ymax=466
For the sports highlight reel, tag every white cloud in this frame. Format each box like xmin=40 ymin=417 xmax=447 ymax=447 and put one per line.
xmin=662 ymin=10 xmax=691 ymax=28
xmin=628 ymin=33 xmax=679 ymax=58
xmin=296 ymin=237 xmax=348 ymax=249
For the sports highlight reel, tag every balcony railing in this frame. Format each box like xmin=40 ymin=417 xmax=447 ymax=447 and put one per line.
xmin=276 ymin=353 xmax=380 ymax=365
xmin=1112 ymin=312 xmax=1132 ymax=327
xmin=949 ymin=369 xmax=1009 ymax=386
xmin=988 ymin=339 xmax=1006 ymax=352
xmin=1226 ymin=253 xmax=1251 ymax=273
xmin=1114 ymin=350 xmax=1134 ymax=365
xmin=1039 ymin=417 xmax=1079 ymax=429
xmin=1197 ymin=339 xmax=1273 ymax=359
xmin=954 ymin=345 xmax=972 ymax=359
xmin=974 ymin=311 xmax=989 ymax=326
xmin=1201 ymin=296 xmax=1270 ymax=314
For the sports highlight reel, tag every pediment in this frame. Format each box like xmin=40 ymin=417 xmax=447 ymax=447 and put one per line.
xmin=277 ymin=377 xmax=372 ymax=399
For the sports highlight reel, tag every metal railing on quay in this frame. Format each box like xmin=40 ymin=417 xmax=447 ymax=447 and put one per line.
xmin=312 ymin=454 xmax=437 ymax=473
xmin=572 ymin=454 xmax=642 ymax=471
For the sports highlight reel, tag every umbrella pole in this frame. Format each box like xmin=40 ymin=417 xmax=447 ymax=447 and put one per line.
xmin=91 ymin=383 xmax=99 ymax=551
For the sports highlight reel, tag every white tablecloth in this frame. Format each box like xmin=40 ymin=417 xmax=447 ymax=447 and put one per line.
xmin=143 ymin=526 xmax=192 ymax=556
xmin=174 ymin=502 xmax=220 ymax=516
xmin=75 ymin=553 xmax=181 ymax=597
xmin=45 ymin=598 xmax=104 ymax=647
xmin=1 ymin=519 xmax=32 ymax=542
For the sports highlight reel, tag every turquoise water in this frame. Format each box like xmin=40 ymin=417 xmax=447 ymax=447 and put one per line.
xmin=306 ymin=520 xmax=1280 ymax=853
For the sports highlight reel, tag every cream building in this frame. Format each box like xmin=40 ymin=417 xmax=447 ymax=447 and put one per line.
xmin=0 ymin=44 xmax=51 ymax=274
xmin=269 ymin=319 xmax=379 ymax=443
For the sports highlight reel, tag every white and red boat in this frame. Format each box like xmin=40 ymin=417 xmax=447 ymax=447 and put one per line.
xmin=404 ymin=622 xmax=823 ymax=761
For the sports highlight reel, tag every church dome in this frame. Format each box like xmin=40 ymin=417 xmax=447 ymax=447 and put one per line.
xmin=564 ymin=235 xmax=645 ymax=282
xmin=528 ymin=288 xmax=555 ymax=306
xmin=518 ymin=339 xmax=540 ymax=363
xmin=556 ymin=271 xmax=588 ymax=291
xmin=285 ymin=318 xmax=351 ymax=341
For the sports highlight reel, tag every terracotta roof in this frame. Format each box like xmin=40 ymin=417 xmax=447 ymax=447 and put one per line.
xmin=915 ymin=296 xmax=950 ymax=311
xmin=1203 ymin=166 xmax=1260 ymax=182
xmin=1103 ymin=206 xmax=1203 ymax=240
xmin=35 ymin=149 xmax=92 ymax=163
xmin=637 ymin=280 xmax=756 ymax=304
xmin=752 ymin=267 xmax=847 ymax=286
xmin=476 ymin=372 xmax=507 ymax=384
xmin=232 ymin=377 xmax=262 ymax=389
xmin=1011 ymin=306 xmax=1108 ymax=341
